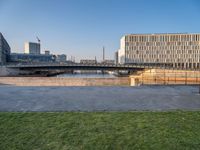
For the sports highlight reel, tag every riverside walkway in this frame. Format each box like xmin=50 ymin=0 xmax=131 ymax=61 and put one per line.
xmin=0 ymin=85 xmax=199 ymax=112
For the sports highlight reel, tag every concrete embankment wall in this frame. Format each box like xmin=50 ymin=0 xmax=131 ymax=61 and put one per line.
xmin=0 ymin=66 xmax=21 ymax=76
xmin=0 ymin=77 xmax=130 ymax=86
xmin=130 ymin=69 xmax=200 ymax=86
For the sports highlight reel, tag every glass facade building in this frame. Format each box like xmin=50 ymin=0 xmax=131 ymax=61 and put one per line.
xmin=0 ymin=33 xmax=11 ymax=65
xmin=9 ymin=53 xmax=55 ymax=63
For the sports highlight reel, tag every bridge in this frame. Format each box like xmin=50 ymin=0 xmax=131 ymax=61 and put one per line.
xmin=5 ymin=63 xmax=178 ymax=71
xmin=2 ymin=63 xmax=199 ymax=76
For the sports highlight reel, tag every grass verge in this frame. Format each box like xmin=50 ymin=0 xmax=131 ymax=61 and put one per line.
xmin=0 ymin=111 xmax=200 ymax=150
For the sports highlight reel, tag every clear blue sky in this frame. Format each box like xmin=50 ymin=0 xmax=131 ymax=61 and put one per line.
xmin=1 ymin=0 xmax=200 ymax=61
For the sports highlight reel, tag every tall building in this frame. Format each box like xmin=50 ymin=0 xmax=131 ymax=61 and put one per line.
xmin=118 ymin=33 xmax=200 ymax=69
xmin=24 ymin=42 xmax=40 ymax=55
xmin=0 ymin=33 xmax=11 ymax=65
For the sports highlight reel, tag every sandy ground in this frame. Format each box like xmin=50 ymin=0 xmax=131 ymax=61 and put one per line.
xmin=0 ymin=85 xmax=200 ymax=112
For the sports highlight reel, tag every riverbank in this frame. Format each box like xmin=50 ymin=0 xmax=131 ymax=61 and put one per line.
xmin=0 ymin=77 xmax=130 ymax=86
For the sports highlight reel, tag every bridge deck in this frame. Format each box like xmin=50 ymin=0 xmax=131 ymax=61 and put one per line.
xmin=5 ymin=63 xmax=200 ymax=71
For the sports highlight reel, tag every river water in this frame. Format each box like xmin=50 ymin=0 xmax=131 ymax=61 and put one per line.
xmin=56 ymin=73 xmax=116 ymax=78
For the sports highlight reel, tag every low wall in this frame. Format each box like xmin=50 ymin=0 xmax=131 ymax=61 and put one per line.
xmin=0 ymin=77 xmax=130 ymax=86
xmin=130 ymin=69 xmax=200 ymax=86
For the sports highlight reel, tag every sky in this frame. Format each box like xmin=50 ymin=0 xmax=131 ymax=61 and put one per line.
xmin=1 ymin=0 xmax=200 ymax=61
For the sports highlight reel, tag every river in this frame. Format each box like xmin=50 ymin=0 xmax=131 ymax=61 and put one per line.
xmin=56 ymin=73 xmax=116 ymax=78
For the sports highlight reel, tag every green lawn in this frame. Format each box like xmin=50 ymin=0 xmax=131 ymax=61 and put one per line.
xmin=0 ymin=112 xmax=200 ymax=150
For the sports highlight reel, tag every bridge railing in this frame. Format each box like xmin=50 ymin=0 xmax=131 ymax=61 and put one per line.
xmin=5 ymin=62 xmax=200 ymax=71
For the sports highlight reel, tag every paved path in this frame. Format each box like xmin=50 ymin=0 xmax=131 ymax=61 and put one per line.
xmin=0 ymin=86 xmax=200 ymax=112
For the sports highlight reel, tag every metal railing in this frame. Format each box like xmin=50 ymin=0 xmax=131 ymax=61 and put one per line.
xmin=5 ymin=62 xmax=200 ymax=71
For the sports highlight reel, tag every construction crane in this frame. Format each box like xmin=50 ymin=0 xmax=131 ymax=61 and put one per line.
xmin=36 ymin=36 xmax=41 ymax=44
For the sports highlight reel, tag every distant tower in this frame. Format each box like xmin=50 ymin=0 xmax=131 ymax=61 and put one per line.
xmin=95 ymin=56 xmax=97 ymax=64
xmin=103 ymin=46 xmax=105 ymax=61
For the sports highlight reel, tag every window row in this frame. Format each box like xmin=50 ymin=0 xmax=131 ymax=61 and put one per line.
xmin=125 ymin=34 xmax=200 ymax=42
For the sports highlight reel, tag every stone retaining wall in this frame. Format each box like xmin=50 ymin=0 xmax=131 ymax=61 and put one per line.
xmin=130 ymin=69 xmax=200 ymax=86
xmin=0 ymin=66 xmax=21 ymax=76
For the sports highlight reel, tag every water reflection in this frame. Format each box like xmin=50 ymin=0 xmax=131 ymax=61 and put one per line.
xmin=57 ymin=73 xmax=116 ymax=78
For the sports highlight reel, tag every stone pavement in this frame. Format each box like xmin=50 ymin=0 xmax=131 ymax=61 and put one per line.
xmin=0 ymin=85 xmax=199 ymax=112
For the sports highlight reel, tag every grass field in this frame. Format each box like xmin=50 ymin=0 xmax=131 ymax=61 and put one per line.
xmin=0 ymin=112 xmax=200 ymax=150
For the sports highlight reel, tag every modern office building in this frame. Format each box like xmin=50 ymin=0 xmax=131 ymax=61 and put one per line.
xmin=0 ymin=33 xmax=11 ymax=65
xmin=55 ymin=54 xmax=67 ymax=62
xmin=101 ymin=59 xmax=115 ymax=64
xmin=10 ymin=53 xmax=55 ymax=63
xmin=80 ymin=59 xmax=97 ymax=64
xmin=45 ymin=50 xmax=50 ymax=55
xmin=118 ymin=33 xmax=200 ymax=69
xmin=24 ymin=42 xmax=40 ymax=55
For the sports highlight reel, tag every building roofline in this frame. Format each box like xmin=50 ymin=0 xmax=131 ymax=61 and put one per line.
xmin=10 ymin=53 xmax=53 ymax=56
xmin=124 ymin=32 xmax=200 ymax=36
xmin=25 ymin=42 xmax=40 ymax=44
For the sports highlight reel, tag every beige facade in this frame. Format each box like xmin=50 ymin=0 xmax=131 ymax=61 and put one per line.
xmin=24 ymin=42 xmax=40 ymax=55
xmin=118 ymin=33 xmax=200 ymax=69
